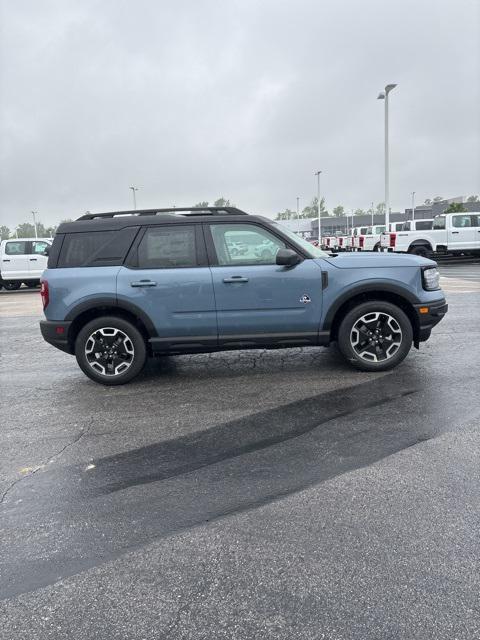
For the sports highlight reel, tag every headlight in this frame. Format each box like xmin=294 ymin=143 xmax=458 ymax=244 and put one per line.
xmin=422 ymin=267 xmax=440 ymax=291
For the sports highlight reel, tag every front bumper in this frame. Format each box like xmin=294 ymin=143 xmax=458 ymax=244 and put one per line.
xmin=413 ymin=298 xmax=448 ymax=343
xmin=40 ymin=320 xmax=73 ymax=354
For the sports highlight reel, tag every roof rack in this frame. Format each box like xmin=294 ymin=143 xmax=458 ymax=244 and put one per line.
xmin=77 ymin=207 xmax=249 ymax=220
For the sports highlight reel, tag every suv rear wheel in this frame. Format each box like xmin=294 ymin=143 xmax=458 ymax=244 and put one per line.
xmin=337 ymin=301 xmax=413 ymax=371
xmin=75 ymin=316 xmax=147 ymax=385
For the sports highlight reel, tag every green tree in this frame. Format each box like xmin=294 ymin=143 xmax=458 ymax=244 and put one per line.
xmin=275 ymin=208 xmax=295 ymax=221
xmin=332 ymin=205 xmax=344 ymax=216
xmin=376 ymin=202 xmax=386 ymax=214
xmin=301 ymin=197 xmax=327 ymax=218
xmin=213 ymin=197 xmax=234 ymax=207
xmin=16 ymin=222 xmax=36 ymax=237
xmin=467 ymin=195 xmax=479 ymax=202
xmin=354 ymin=208 xmax=365 ymax=216
xmin=193 ymin=201 xmax=209 ymax=207
xmin=0 ymin=225 xmax=10 ymax=240
xmin=445 ymin=202 xmax=466 ymax=213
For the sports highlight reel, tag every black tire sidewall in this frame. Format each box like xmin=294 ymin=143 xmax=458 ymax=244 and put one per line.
xmin=75 ymin=316 xmax=147 ymax=385
xmin=337 ymin=301 xmax=413 ymax=371
xmin=410 ymin=246 xmax=429 ymax=258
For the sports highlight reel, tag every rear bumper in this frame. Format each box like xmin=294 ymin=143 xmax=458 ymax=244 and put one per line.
xmin=414 ymin=298 xmax=448 ymax=342
xmin=40 ymin=320 xmax=73 ymax=354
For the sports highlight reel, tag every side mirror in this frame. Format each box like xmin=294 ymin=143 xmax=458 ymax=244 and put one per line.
xmin=276 ymin=248 xmax=301 ymax=267
xmin=43 ymin=246 xmax=50 ymax=257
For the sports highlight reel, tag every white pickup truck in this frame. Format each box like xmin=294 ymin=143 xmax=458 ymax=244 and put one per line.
xmin=0 ymin=238 xmax=52 ymax=290
xmin=381 ymin=219 xmax=433 ymax=251
xmin=356 ymin=225 xmax=386 ymax=251
xmin=348 ymin=226 xmax=368 ymax=251
xmin=381 ymin=213 xmax=480 ymax=257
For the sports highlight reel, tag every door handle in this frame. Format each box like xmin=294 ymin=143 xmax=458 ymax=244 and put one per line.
xmin=451 ymin=231 xmax=459 ymax=234
xmin=29 ymin=258 xmax=38 ymax=261
xmin=223 ymin=276 xmax=249 ymax=283
xmin=130 ymin=280 xmax=157 ymax=287
xmin=2 ymin=259 xmax=10 ymax=262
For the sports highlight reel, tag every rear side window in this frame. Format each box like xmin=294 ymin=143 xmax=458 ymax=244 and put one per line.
xmin=452 ymin=215 xmax=472 ymax=228
xmin=5 ymin=241 xmax=28 ymax=255
xmin=137 ymin=226 xmax=197 ymax=269
xmin=433 ymin=217 xmax=446 ymax=230
xmin=416 ymin=220 xmax=433 ymax=230
xmin=58 ymin=227 xmax=138 ymax=267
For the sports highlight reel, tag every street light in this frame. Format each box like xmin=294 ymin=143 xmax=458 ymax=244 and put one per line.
xmin=377 ymin=83 xmax=397 ymax=230
xmin=315 ymin=171 xmax=322 ymax=243
xmin=31 ymin=211 xmax=38 ymax=238
xmin=129 ymin=186 xmax=139 ymax=210
xmin=411 ymin=191 xmax=416 ymax=220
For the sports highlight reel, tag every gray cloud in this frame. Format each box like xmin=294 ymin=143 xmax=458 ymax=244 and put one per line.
xmin=1 ymin=0 xmax=479 ymax=228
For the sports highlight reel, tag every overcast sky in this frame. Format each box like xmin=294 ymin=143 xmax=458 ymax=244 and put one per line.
xmin=0 ymin=0 xmax=479 ymax=228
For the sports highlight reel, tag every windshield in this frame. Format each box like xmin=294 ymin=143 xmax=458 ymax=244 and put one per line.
xmin=272 ymin=223 xmax=329 ymax=258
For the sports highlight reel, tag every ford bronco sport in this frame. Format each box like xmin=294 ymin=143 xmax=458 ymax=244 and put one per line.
xmin=40 ymin=207 xmax=448 ymax=385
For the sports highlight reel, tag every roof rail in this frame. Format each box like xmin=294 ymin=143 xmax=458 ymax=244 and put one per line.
xmin=77 ymin=207 xmax=249 ymax=220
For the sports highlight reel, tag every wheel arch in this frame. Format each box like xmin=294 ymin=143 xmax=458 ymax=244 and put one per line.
xmin=408 ymin=239 xmax=433 ymax=251
xmin=325 ymin=287 xmax=419 ymax=344
xmin=65 ymin=298 xmax=156 ymax=352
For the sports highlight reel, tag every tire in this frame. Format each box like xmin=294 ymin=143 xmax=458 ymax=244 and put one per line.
xmin=75 ymin=316 xmax=147 ymax=385
xmin=409 ymin=245 xmax=431 ymax=258
xmin=3 ymin=281 xmax=21 ymax=291
xmin=24 ymin=280 xmax=40 ymax=288
xmin=337 ymin=301 xmax=413 ymax=372
xmin=373 ymin=243 xmax=380 ymax=252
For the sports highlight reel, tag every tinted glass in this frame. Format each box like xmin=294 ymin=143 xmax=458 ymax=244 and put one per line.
xmin=137 ymin=226 xmax=197 ymax=268
xmin=59 ymin=232 xmax=114 ymax=267
xmin=416 ymin=220 xmax=433 ymax=230
xmin=210 ymin=224 xmax=287 ymax=266
xmin=5 ymin=241 xmax=28 ymax=255
xmin=433 ymin=217 xmax=446 ymax=230
xmin=32 ymin=241 xmax=50 ymax=254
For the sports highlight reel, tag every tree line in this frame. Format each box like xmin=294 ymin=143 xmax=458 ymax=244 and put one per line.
xmin=1 ymin=194 xmax=478 ymax=239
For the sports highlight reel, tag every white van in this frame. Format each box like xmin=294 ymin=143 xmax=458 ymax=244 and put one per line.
xmin=0 ymin=238 xmax=52 ymax=290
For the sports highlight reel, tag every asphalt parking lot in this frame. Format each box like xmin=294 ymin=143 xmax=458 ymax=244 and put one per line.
xmin=1 ymin=263 xmax=480 ymax=639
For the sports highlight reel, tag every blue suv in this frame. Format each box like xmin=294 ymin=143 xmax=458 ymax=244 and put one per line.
xmin=40 ymin=207 xmax=448 ymax=385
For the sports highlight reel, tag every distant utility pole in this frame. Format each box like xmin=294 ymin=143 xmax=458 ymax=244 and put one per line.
xmin=31 ymin=211 xmax=38 ymax=238
xmin=296 ymin=196 xmax=300 ymax=221
xmin=129 ymin=186 xmax=139 ymax=210
xmin=377 ymin=84 xmax=397 ymax=230
xmin=315 ymin=171 xmax=322 ymax=242
xmin=371 ymin=201 xmax=374 ymax=226
xmin=411 ymin=191 xmax=416 ymax=220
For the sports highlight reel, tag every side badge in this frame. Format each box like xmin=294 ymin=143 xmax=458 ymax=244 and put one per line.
xmin=300 ymin=295 xmax=311 ymax=304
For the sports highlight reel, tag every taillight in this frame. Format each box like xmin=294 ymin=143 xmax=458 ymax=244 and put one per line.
xmin=390 ymin=233 xmax=396 ymax=247
xmin=40 ymin=280 xmax=49 ymax=309
xmin=359 ymin=236 xmax=365 ymax=248
xmin=339 ymin=237 xmax=343 ymax=246
xmin=326 ymin=238 xmax=331 ymax=246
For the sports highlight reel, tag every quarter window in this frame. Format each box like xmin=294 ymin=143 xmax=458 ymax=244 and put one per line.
xmin=416 ymin=220 xmax=433 ymax=230
xmin=137 ymin=226 xmax=197 ymax=269
xmin=5 ymin=241 xmax=28 ymax=255
xmin=210 ymin=224 xmax=287 ymax=266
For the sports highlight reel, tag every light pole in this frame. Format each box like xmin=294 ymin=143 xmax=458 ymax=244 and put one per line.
xmin=411 ymin=191 xmax=416 ymax=220
xmin=296 ymin=196 xmax=300 ymax=221
xmin=315 ymin=171 xmax=322 ymax=243
xmin=371 ymin=201 xmax=375 ymax=227
xmin=31 ymin=211 xmax=38 ymax=238
xmin=129 ymin=186 xmax=139 ymax=210
xmin=377 ymin=84 xmax=397 ymax=230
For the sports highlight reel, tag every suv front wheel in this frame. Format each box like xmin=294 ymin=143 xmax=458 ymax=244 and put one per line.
xmin=337 ymin=301 xmax=413 ymax=371
xmin=75 ymin=316 xmax=147 ymax=385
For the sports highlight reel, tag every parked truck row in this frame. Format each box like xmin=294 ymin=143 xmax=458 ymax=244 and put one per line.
xmin=318 ymin=212 xmax=480 ymax=258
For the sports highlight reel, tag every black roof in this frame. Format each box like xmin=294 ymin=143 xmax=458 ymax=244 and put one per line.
xmin=57 ymin=207 xmax=254 ymax=233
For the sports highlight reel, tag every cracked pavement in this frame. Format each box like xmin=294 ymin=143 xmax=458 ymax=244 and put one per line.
xmin=0 ymin=280 xmax=480 ymax=639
